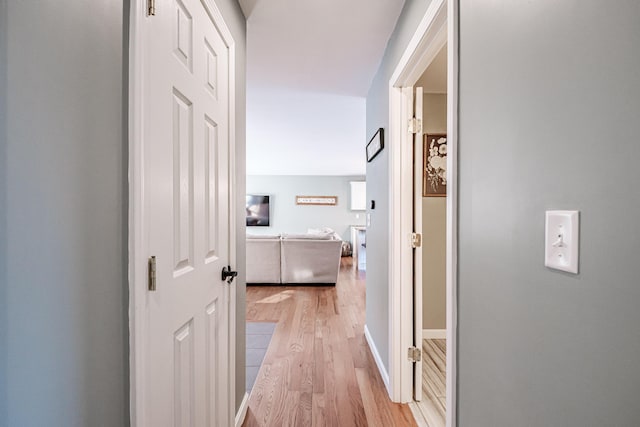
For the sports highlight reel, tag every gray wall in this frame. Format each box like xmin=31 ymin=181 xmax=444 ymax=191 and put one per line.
xmin=0 ymin=0 xmax=8 ymax=424
xmin=1 ymin=0 xmax=247 ymax=422
xmin=246 ymin=175 xmax=366 ymax=242
xmin=422 ymin=93 xmax=446 ymax=330
xmin=365 ymin=0 xmax=433 ymax=371
xmin=457 ymin=1 xmax=640 ymax=425
xmin=4 ymin=0 xmax=128 ymax=425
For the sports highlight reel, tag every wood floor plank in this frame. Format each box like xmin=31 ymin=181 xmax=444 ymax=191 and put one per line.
xmin=255 ymin=357 xmax=289 ymax=426
xmin=312 ymin=337 xmax=325 ymax=394
xmin=423 ymin=361 xmax=445 ymax=398
xmin=311 ymin=393 xmax=326 ymax=427
xmin=423 ymin=339 xmax=446 ymax=373
xmin=433 ymin=339 xmax=446 ymax=355
xmin=243 ymin=258 xmax=416 ymax=427
xmin=416 ymin=338 xmax=447 ymax=427
xmin=355 ymin=368 xmax=385 ymax=427
xmin=363 ymin=347 xmax=414 ymax=427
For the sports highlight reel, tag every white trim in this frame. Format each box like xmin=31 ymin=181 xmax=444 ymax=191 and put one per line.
xmin=388 ymin=0 xmax=447 ymax=405
xmin=234 ymin=392 xmax=250 ymax=427
xmin=422 ymin=329 xmax=447 ymax=340
xmin=364 ymin=325 xmax=390 ymax=394
xmin=225 ymin=22 xmax=239 ymax=427
xmin=413 ymin=87 xmax=424 ymax=402
xmin=388 ymin=85 xmax=416 ymax=404
xmin=445 ymin=2 xmax=459 ymax=427
xmin=388 ymin=82 xmax=402 ymax=403
xmin=389 ymin=0 xmax=448 ymax=86
xmin=387 ymin=1 xmax=458 ymax=427
xmin=128 ymin=2 xmax=146 ymax=425
xmin=200 ymin=0 xmax=235 ymax=44
xmin=128 ymin=0 xmax=238 ymax=424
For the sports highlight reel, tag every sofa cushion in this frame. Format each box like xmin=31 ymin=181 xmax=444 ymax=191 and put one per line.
xmin=281 ymin=233 xmax=332 ymax=240
xmin=307 ymin=227 xmax=342 ymax=241
xmin=247 ymin=234 xmax=281 ymax=239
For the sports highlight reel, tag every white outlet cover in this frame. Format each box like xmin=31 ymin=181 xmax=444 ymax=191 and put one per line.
xmin=545 ymin=210 xmax=579 ymax=274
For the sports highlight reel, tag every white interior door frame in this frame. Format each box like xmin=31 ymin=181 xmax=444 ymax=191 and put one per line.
xmin=413 ymin=86 xmax=424 ymax=402
xmin=387 ymin=1 xmax=458 ymax=427
xmin=128 ymin=1 xmax=238 ymax=425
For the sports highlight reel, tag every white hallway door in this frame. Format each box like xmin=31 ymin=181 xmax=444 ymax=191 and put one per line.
xmin=143 ymin=0 xmax=232 ymax=425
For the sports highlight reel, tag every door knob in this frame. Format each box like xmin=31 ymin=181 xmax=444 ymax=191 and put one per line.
xmin=221 ymin=265 xmax=238 ymax=284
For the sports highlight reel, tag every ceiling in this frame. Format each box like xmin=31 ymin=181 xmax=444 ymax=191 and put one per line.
xmin=240 ymin=0 xmax=405 ymax=175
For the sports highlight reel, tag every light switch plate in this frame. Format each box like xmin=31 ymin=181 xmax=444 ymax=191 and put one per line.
xmin=545 ymin=210 xmax=579 ymax=274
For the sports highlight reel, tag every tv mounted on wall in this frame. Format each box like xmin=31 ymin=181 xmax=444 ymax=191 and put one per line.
xmin=246 ymin=195 xmax=270 ymax=226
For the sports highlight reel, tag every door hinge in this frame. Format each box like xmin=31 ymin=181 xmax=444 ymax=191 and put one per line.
xmin=408 ymin=346 xmax=422 ymax=363
xmin=148 ymin=256 xmax=157 ymax=291
xmin=411 ymin=232 xmax=422 ymax=248
xmin=408 ymin=117 xmax=422 ymax=134
xmin=148 ymin=0 xmax=156 ymax=16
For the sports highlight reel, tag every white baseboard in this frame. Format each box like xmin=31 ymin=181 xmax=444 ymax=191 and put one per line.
xmin=364 ymin=324 xmax=390 ymax=395
xmin=422 ymin=329 xmax=447 ymax=339
xmin=235 ymin=392 xmax=249 ymax=427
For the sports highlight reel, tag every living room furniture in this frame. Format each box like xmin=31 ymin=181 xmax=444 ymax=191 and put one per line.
xmin=246 ymin=234 xmax=342 ymax=284
xmin=245 ymin=235 xmax=281 ymax=284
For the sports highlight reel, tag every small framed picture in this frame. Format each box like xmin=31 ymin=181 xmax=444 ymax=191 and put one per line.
xmin=366 ymin=128 xmax=384 ymax=162
xmin=423 ymin=133 xmax=447 ymax=197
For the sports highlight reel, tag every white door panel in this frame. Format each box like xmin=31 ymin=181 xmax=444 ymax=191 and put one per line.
xmin=142 ymin=0 xmax=231 ymax=424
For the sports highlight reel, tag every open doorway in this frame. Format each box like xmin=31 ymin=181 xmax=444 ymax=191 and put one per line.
xmin=387 ymin=0 xmax=458 ymax=426
xmin=242 ymin=175 xmax=367 ymax=393
xmin=240 ymin=175 xmax=409 ymax=426
xmin=413 ymin=44 xmax=448 ymax=426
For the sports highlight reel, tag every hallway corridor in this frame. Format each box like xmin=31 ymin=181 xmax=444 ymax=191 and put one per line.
xmin=243 ymin=258 xmax=416 ymax=426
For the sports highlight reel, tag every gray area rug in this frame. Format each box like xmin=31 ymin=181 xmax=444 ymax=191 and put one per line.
xmin=246 ymin=322 xmax=277 ymax=391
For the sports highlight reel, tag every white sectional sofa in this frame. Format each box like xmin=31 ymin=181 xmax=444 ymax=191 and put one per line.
xmin=246 ymin=233 xmax=342 ymax=285
xmin=245 ymin=235 xmax=281 ymax=284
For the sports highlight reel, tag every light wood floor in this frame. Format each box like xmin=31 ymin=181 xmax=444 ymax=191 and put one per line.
xmin=243 ymin=257 xmax=417 ymax=427
xmin=414 ymin=339 xmax=446 ymax=427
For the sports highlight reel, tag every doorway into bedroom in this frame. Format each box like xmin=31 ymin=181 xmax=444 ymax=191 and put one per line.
xmin=410 ymin=42 xmax=449 ymax=427
xmin=385 ymin=2 xmax=456 ymax=424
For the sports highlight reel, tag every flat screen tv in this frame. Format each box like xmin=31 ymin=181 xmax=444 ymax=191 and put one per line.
xmin=246 ymin=195 xmax=270 ymax=226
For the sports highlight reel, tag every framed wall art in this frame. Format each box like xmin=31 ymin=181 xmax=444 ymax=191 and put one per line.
xmin=366 ymin=128 xmax=384 ymax=162
xmin=423 ymin=133 xmax=447 ymax=197
xmin=295 ymin=196 xmax=338 ymax=206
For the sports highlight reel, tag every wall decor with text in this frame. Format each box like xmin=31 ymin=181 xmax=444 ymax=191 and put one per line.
xmin=295 ymin=196 xmax=338 ymax=206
